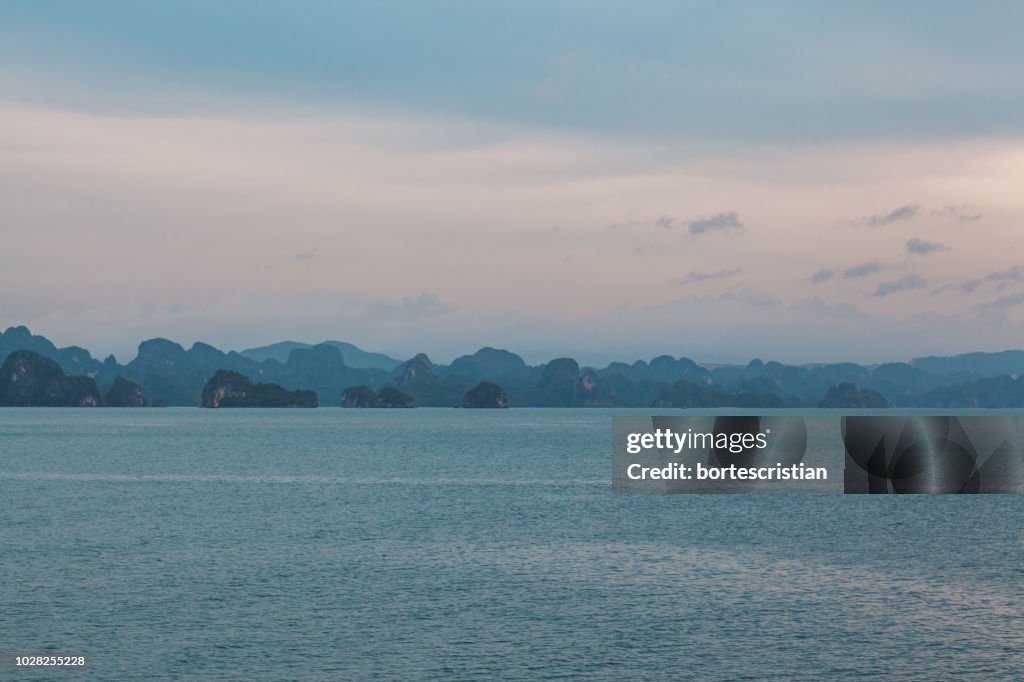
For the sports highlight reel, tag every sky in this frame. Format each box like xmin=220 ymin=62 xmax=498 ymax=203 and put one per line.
xmin=3 ymin=1 xmax=1024 ymax=365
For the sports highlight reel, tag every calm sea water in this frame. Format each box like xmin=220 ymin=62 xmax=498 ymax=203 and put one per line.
xmin=1 ymin=408 xmax=1021 ymax=681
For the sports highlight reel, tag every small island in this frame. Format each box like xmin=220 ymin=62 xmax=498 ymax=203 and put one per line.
xmin=201 ymin=370 xmax=318 ymax=408
xmin=819 ymin=382 xmax=889 ymax=408
xmin=462 ymin=381 xmax=509 ymax=408
xmin=104 ymin=376 xmax=147 ymax=407
xmin=341 ymin=385 xmax=415 ymax=408
xmin=8 ymin=325 xmax=1024 ymax=408
xmin=0 ymin=349 xmax=103 ymax=407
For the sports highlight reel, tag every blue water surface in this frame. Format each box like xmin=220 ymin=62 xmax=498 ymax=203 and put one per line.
xmin=1 ymin=408 xmax=1021 ymax=680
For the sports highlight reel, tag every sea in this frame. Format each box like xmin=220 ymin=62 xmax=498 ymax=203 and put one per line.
xmin=1 ymin=408 xmax=1021 ymax=681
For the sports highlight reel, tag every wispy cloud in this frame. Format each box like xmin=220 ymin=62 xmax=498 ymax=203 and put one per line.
xmin=678 ymin=267 xmax=742 ymax=286
xmin=906 ymin=238 xmax=949 ymax=255
xmin=843 ymin=261 xmax=884 ymax=279
xmin=719 ymin=287 xmax=781 ymax=307
xmin=687 ymin=211 xmax=743 ymax=236
xmin=294 ymin=248 xmax=319 ymax=261
xmin=844 ymin=205 xmax=920 ymax=228
xmin=931 ymin=205 xmax=982 ymax=222
xmin=960 ymin=266 xmax=1023 ymax=293
xmin=870 ymin=275 xmax=928 ymax=297
xmin=610 ymin=211 xmax=743 ymax=236
xmin=868 ymin=205 xmax=919 ymax=227
xmin=979 ymin=291 xmax=1024 ymax=310
xmin=809 ymin=268 xmax=834 ymax=284
xmin=843 ymin=204 xmax=980 ymax=228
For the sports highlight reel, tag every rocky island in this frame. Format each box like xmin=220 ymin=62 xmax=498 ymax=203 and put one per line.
xmin=376 ymin=386 xmax=415 ymax=407
xmin=0 ymin=349 xmax=103 ymax=406
xmin=104 ymin=376 xmax=147 ymax=407
xmin=340 ymin=385 xmax=379 ymax=407
xmin=462 ymin=381 xmax=509 ymax=408
xmin=201 ymin=370 xmax=318 ymax=408
xmin=819 ymin=383 xmax=889 ymax=408
xmin=10 ymin=324 xmax=1024 ymax=408
xmin=340 ymin=385 xmax=415 ymax=407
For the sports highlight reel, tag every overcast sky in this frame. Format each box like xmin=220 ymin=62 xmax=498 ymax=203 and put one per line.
xmin=3 ymin=2 xmax=1024 ymax=364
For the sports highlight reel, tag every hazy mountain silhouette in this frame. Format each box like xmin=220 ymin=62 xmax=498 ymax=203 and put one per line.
xmin=5 ymin=325 xmax=1024 ymax=408
xmin=240 ymin=340 xmax=401 ymax=370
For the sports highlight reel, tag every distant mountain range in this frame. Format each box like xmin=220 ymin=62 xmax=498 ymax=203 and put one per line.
xmin=4 ymin=324 xmax=1024 ymax=408
xmin=239 ymin=340 xmax=401 ymax=370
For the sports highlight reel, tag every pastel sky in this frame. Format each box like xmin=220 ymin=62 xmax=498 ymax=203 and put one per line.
xmin=3 ymin=2 xmax=1024 ymax=364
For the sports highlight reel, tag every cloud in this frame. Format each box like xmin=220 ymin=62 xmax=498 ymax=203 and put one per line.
xmin=931 ymin=205 xmax=982 ymax=222
xmin=959 ymin=266 xmax=1024 ymax=293
xmin=8 ymin=2 xmax=1024 ymax=146
xmin=4 ymin=103 xmax=1024 ymax=365
xmin=843 ymin=261 xmax=884 ymax=279
xmin=906 ymin=238 xmax=949 ymax=255
xmin=870 ymin=275 xmax=928 ymax=297
xmin=979 ymin=291 xmax=1024 ymax=310
xmin=718 ymin=287 xmax=781 ymax=308
xmin=678 ymin=267 xmax=742 ymax=286
xmin=809 ymin=268 xmax=834 ymax=284
xmin=688 ymin=211 xmax=743 ymax=235
xmin=868 ymin=205 xmax=920 ymax=227
xmin=293 ymin=248 xmax=319 ymax=261
xmin=845 ymin=205 xmax=920 ymax=228
xmin=608 ymin=211 xmax=743 ymax=236
xmin=844 ymin=204 xmax=980 ymax=229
